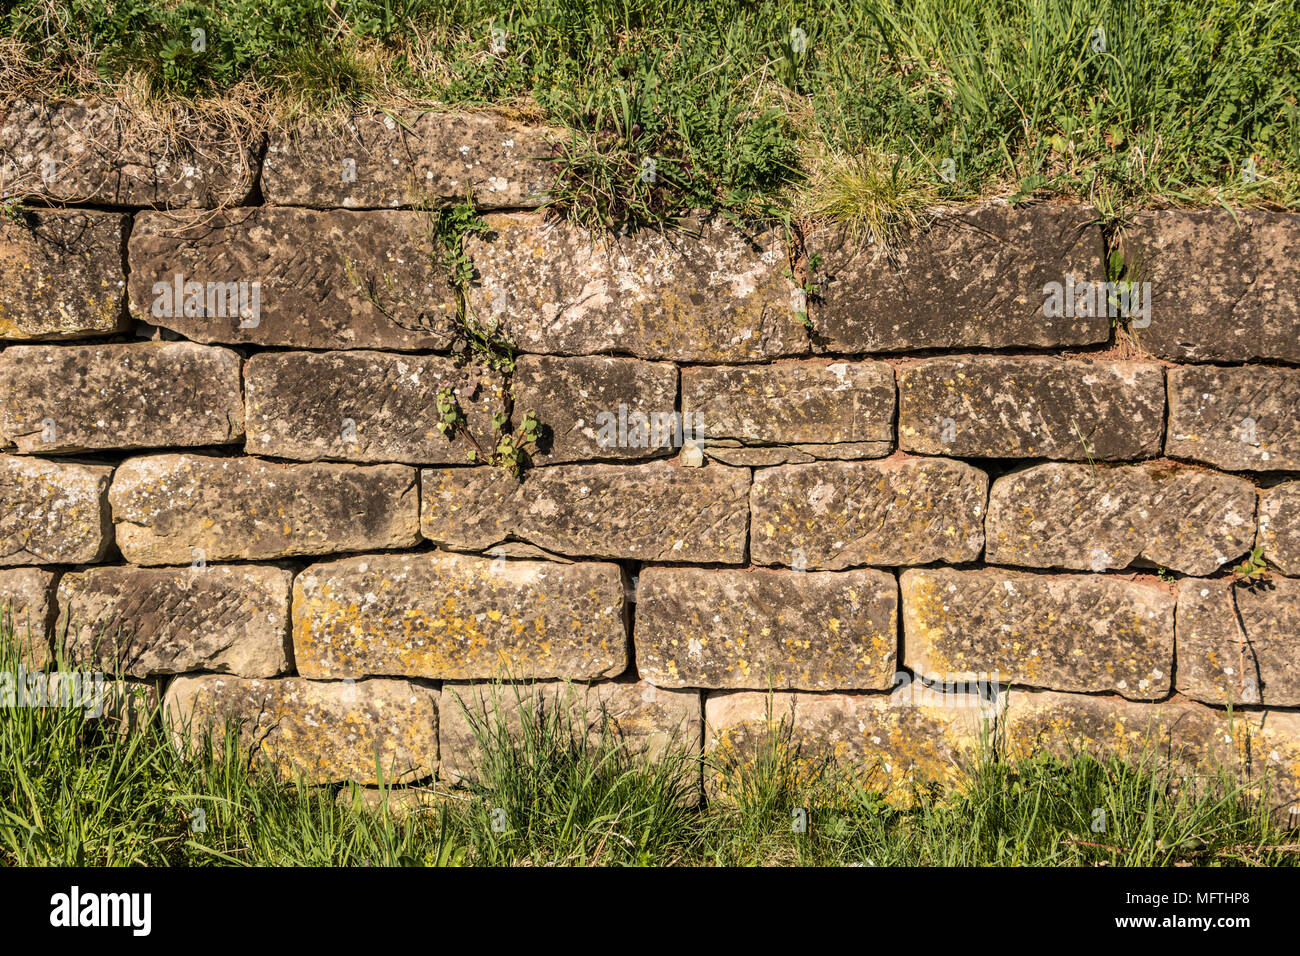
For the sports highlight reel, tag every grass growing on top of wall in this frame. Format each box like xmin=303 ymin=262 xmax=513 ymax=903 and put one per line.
xmin=1 ymin=625 xmax=1297 ymax=867
xmin=1 ymin=0 xmax=1298 ymax=228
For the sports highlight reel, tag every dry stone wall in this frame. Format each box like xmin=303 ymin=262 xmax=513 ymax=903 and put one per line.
xmin=3 ymin=99 xmax=1300 ymax=816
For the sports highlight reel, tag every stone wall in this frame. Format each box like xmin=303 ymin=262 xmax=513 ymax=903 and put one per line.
xmin=3 ymin=99 xmax=1300 ymax=815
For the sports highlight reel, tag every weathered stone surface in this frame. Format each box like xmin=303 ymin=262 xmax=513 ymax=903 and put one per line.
xmin=244 ymin=350 xmax=503 ymax=464
xmin=0 ymin=455 xmax=113 ymax=565
xmin=127 ymin=208 xmax=456 ymax=348
xmin=1000 ymin=689 xmax=1230 ymax=767
xmin=1178 ymin=577 xmax=1300 ymax=707
xmin=1166 ymin=365 xmax=1300 ymax=471
xmin=512 ymin=354 xmax=678 ymax=463
xmin=421 ymin=461 xmax=750 ymax=563
xmin=0 ymin=209 xmax=127 ymax=340
xmin=749 ymin=458 xmax=986 ymax=569
xmin=702 ymin=440 xmax=892 ymax=466
xmin=807 ymin=202 xmax=1107 ymax=352
xmin=986 ymin=462 xmax=1256 ymax=575
xmin=681 ymin=360 xmax=895 ymax=444
xmin=0 ymin=98 xmax=258 ymax=206
xmin=902 ymin=568 xmax=1174 ymax=699
xmin=636 ymin=566 xmax=897 ymax=690
xmin=0 ymin=567 xmax=54 ymax=667
xmin=1248 ymin=712 xmax=1300 ymax=821
xmin=57 ymin=565 xmax=292 ymax=678
xmin=1258 ymin=482 xmax=1300 ymax=575
xmin=465 ymin=213 xmax=806 ymax=361
xmin=898 ymin=356 xmax=1165 ymax=460
xmin=165 ymin=675 xmax=438 ymax=785
xmin=705 ymin=689 xmax=991 ymax=805
xmin=110 ymin=454 xmax=419 ymax=565
xmin=0 ymin=342 xmax=244 ymax=454
xmin=263 ymin=109 xmax=559 ymax=208
xmin=1120 ymin=210 xmax=1300 ymax=363
xmin=439 ymin=680 xmax=700 ymax=786
xmin=292 ymin=551 xmax=627 ymax=680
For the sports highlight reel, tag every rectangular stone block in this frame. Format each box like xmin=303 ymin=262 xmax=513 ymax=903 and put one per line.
xmin=1166 ymin=365 xmax=1300 ymax=471
xmin=439 ymin=680 xmax=700 ymax=787
xmin=0 ymin=98 xmax=258 ymax=206
xmin=0 ymin=567 xmax=54 ymax=667
xmin=244 ymin=350 xmax=503 ymax=464
xmin=898 ymin=356 xmax=1165 ymax=459
xmin=902 ymin=567 xmax=1174 ymax=699
xmin=109 ymin=454 xmax=419 ymax=565
xmin=1176 ymin=577 xmax=1300 ymax=707
xmin=1000 ymin=688 xmax=1230 ymax=768
xmin=749 ymin=458 xmax=986 ymax=569
xmin=512 ymin=354 xmax=679 ymax=463
xmin=263 ymin=110 xmax=559 ymax=208
xmin=636 ymin=566 xmax=897 ymax=690
xmin=807 ymin=202 xmax=1107 ymax=352
xmin=1119 ymin=209 xmax=1300 ymax=363
xmin=986 ymin=462 xmax=1256 ymax=575
xmin=682 ymin=360 xmax=895 ymax=445
xmin=292 ymin=551 xmax=627 ymax=680
xmin=705 ymin=689 xmax=991 ymax=805
xmin=466 ymin=213 xmax=806 ymax=361
xmin=0 ymin=209 xmax=127 ymax=340
xmin=57 ymin=564 xmax=292 ymax=678
xmin=127 ymin=208 xmax=456 ymax=348
xmin=1258 ymin=481 xmax=1300 ymax=575
xmin=0 ymin=342 xmax=244 ymax=454
xmin=421 ymin=461 xmax=750 ymax=563
xmin=0 ymin=455 xmax=113 ymax=565
xmin=165 ymin=675 xmax=438 ymax=785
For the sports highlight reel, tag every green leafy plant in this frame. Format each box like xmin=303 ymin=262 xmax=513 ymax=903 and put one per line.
xmin=1231 ymin=546 xmax=1272 ymax=586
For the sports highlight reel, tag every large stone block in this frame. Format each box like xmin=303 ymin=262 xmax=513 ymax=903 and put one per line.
xmin=705 ymin=689 xmax=991 ymax=805
xmin=292 ymin=551 xmax=627 ymax=680
xmin=901 ymin=567 xmax=1174 ymax=699
xmin=1176 ymin=577 xmax=1300 ymax=707
xmin=421 ymin=461 xmax=750 ymax=563
xmin=1119 ymin=210 xmax=1300 ymax=363
xmin=57 ymin=564 xmax=292 ymax=678
xmin=1166 ymin=365 xmax=1300 ymax=471
xmin=465 ymin=213 xmax=806 ymax=361
xmin=985 ymin=462 xmax=1256 ymax=575
xmin=898 ymin=357 xmax=1165 ymax=460
xmin=749 ymin=458 xmax=986 ymax=569
xmin=636 ymin=566 xmax=897 ymax=690
xmin=109 ymin=454 xmax=419 ymax=564
xmin=0 ymin=98 xmax=258 ymax=206
xmin=438 ymin=680 xmax=700 ymax=786
xmin=681 ymin=360 xmax=895 ymax=445
xmin=127 ymin=208 xmax=456 ymax=348
xmin=262 ymin=109 xmax=559 ymax=208
xmin=244 ymin=350 xmax=503 ymax=464
xmin=165 ymin=675 xmax=438 ymax=785
xmin=511 ymin=354 xmax=679 ymax=463
xmin=0 ymin=209 xmax=127 ymax=340
xmin=0 ymin=455 xmax=113 ymax=565
xmin=0 ymin=342 xmax=244 ymax=454
xmin=0 ymin=567 xmax=55 ymax=667
xmin=806 ymin=202 xmax=1107 ymax=352
xmin=1258 ymin=481 xmax=1300 ymax=575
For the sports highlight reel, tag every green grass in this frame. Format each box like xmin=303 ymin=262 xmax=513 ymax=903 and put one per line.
xmin=2 ymin=0 xmax=1297 ymax=228
xmin=2 ymin=623 xmax=1297 ymax=867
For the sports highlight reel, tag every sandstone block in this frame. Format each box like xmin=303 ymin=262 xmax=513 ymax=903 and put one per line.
xmin=902 ymin=567 xmax=1174 ymax=699
xmin=0 ymin=455 xmax=113 ymax=565
xmin=1258 ymin=481 xmax=1300 ymax=575
xmin=292 ymin=551 xmax=627 ymax=680
xmin=109 ymin=455 xmax=419 ymax=564
xmin=1166 ymin=365 xmax=1300 ymax=471
xmin=0 ymin=567 xmax=54 ymax=667
xmin=749 ymin=458 xmax=986 ymax=569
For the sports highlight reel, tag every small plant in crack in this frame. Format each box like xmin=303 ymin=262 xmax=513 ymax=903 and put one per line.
xmin=1231 ymin=547 xmax=1272 ymax=588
